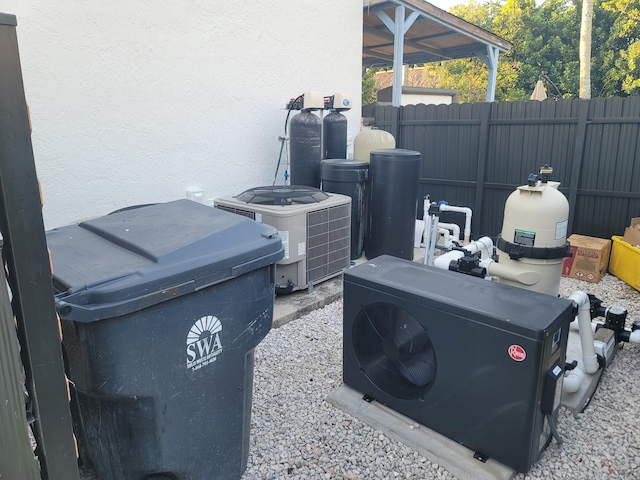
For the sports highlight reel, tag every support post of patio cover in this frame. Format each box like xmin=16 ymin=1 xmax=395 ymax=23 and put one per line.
xmin=476 ymin=45 xmax=500 ymax=102
xmin=377 ymin=5 xmax=419 ymax=106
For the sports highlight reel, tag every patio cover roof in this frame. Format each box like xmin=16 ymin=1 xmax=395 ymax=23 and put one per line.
xmin=363 ymin=0 xmax=512 ymax=103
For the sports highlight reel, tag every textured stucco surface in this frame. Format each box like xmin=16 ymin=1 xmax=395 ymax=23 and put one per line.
xmin=0 ymin=1 xmax=363 ymax=228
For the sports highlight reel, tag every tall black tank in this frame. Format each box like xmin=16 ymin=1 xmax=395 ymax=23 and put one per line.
xmin=321 ymin=159 xmax=369 ymax=259
xmin=323 ymin=111 xmax=347 ymax=159
xmin=290 ymin=110 xmax=322 ymax=188
xmin=365 ymin=149 xmax=421 ymax=260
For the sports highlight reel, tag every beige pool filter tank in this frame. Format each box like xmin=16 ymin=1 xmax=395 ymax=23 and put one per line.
xmin=494 ymin=168 xmax=572 ymax=296
xmin=353 ymin=119 xmax=396 ymax=162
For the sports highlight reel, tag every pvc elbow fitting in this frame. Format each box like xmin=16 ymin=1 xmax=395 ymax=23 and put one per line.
xmin=563 ymin=368 xmax=585 ymax=393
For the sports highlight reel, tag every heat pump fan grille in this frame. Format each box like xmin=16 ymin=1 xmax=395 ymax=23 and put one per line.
xmin=236 ymin=185 xmax=329 ymax=206
xmin=354 ymin=303 xmax=437 ymax=400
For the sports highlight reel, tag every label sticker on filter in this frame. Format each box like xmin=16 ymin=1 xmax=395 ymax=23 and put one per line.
xmin=187 ymin=315 xmax=223 ymax=371
xmin=555 ymin=220 xmax=568 ymax=240
xmin=508 ymin=344 xmax=526 ymax=362
xmin=514 ymin=229 xmax=536 ymax=247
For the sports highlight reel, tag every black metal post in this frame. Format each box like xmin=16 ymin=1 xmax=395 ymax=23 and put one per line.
xmin=567 ymin=99 xmax=590 ymax=234
xmin=0 ymin=12 xmax=80 ymax=480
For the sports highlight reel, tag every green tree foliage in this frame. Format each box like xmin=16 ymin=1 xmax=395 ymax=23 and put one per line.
xmin=598 ymin=0 xmax=640 ymax=95
xmin=365 ymin=0 xmax=638 ymax=102
xmin=362 ymin=68 xmax=378 ymax=105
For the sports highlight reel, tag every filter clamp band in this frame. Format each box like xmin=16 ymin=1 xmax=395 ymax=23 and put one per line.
xmin=496 ymin=236 xmax=572 ymax=261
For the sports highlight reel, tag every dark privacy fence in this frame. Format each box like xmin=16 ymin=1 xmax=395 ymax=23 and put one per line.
xmin=368 ymin=97 xmax=640 ymax=241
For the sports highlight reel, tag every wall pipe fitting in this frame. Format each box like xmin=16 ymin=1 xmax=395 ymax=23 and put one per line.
xmin=439 ymin=204 xmax=472 ymax=244
xmin=438 ymin=222 xmax=461 ymax=245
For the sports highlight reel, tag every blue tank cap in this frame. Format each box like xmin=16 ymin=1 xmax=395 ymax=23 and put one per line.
xmin=438 ymin=200 xmax=449 ymax=205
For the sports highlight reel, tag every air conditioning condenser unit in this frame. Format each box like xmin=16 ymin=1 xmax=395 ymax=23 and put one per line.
xmin=215 ymin=186 xmax=351 ymax=293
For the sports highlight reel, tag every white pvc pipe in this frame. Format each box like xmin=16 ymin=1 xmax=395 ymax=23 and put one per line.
xmin=414 ymin=219 xmax=426 ymax=248
xmin=433 ymin=250 xmax=464 ymax=270
xmin=438 ymin=222 xmax=461 ymax=244
xmin=563 ymin=368 xmax=585 ymax=393
xmin=432 ymin=237 xmax=495 ymax=271
xmin=569 ymin=291 xmax=599 ymax=375
xmin=439 ymin=204 xmax=472 ymax=244
xmin=438 ymin=227 xmax=452 ymax=249
xmin=630 ymin=330 xmax=640 ymax=344
xmin=423 ymin=208 xmax=441 ymax=266
xmin=466 ymin=236 xmax=493 ymax=258
xmin=423 ymin=197 xmax=430 ymax=217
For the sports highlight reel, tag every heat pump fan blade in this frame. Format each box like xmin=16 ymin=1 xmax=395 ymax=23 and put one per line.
xmin=361 ymin=305 xmax=393 ymax=342
xmin=388 ymin=313 xmax=429 ymax=358
xmin=354 ymin=303 xmax=438 ymax=399
xmin=396 ymin=350 xmax=437 ymax=388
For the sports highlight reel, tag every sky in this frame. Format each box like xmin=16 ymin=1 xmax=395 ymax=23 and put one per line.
xmin=427 ymin=0 xmax=462 ymax=11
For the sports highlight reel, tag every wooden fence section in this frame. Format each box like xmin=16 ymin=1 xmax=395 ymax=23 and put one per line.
xmin=370 ymin=97 xmax=640 ymax=240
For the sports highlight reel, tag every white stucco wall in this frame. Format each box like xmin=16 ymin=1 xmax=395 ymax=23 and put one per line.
xmin=0 ymin=1 xmax=363 ymax=229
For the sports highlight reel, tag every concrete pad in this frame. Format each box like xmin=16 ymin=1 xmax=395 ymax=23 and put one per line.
xmin=561 ymin=326 xmax=619 ymax=415
xmin=327 ymin=385 xmax=516 ymax=480
xmin=273 ymin=275 xmax=343 ymax=328
xmin=273 ymin=248 xmax=427 ymax=328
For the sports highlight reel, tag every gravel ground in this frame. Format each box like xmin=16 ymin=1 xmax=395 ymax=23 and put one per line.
xmin=241 ymin=274 xmax=640 ymax=480
xmin=79 ymin=273 xmax=640 ymax=480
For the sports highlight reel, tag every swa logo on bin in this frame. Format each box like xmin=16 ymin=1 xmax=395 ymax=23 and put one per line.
xmin=187 ymin=315 xmax=223 ymax=371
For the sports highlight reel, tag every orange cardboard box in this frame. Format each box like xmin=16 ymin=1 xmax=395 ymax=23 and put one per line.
xmin=623 ymin=217 xmax=640 ymax=248
xmin=562 ymin=234 xmax=611 ymax=283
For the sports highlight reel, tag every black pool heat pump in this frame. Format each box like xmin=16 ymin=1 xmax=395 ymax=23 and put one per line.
xmin=343 ymin=255 xmax=575 ymax=473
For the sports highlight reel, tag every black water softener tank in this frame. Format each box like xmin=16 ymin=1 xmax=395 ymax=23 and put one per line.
xmin=290 ymin=110 xmax=322 ymax=188
xmin=365 ymin=149 xmax=421 ymax=260
xmin=323 ymin=110 xmax=347 ymax=159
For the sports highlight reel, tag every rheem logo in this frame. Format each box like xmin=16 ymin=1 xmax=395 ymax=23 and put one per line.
xmin=508 ymin=344 xmax=526 ymax=362
xmin=187 ymin=316 xmax=223 ymax=371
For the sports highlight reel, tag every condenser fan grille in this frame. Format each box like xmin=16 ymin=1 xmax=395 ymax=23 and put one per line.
xmin=235 ymin=185 xmax=329 ymax=206
xmin=353 ymin=303 xmax=437 ymax=399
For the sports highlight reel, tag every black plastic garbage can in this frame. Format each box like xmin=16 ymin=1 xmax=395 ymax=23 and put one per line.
xmin=47 ymin=200 xmax=284 ymax=480
xmin=321 ymin=159 xmax=369 ymax=259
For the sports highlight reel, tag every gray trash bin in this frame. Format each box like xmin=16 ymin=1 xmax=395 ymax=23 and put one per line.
xmin=47 ymin=200 xmax=284 ymax=480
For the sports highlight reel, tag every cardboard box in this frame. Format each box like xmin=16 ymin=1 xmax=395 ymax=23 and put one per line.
xmin=562 ymin=234 xmax=611 ymax=283
xmin=623 ymin=217 xmax=640 ymax=248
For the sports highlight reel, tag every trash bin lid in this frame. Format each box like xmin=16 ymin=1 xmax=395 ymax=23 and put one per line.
xmin=48 ymin=200 xmax=284 ymax=323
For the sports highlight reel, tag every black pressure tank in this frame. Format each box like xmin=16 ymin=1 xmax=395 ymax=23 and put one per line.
xmin=365 ymin=149 xmax=421 ymax=260
xmin=321 ymin=159 xmax=369 ymax=259
xmin=290 ymin=110 xmax=322 ymax=188
xmin=323 ymin=111 xmax=347 ymax=159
